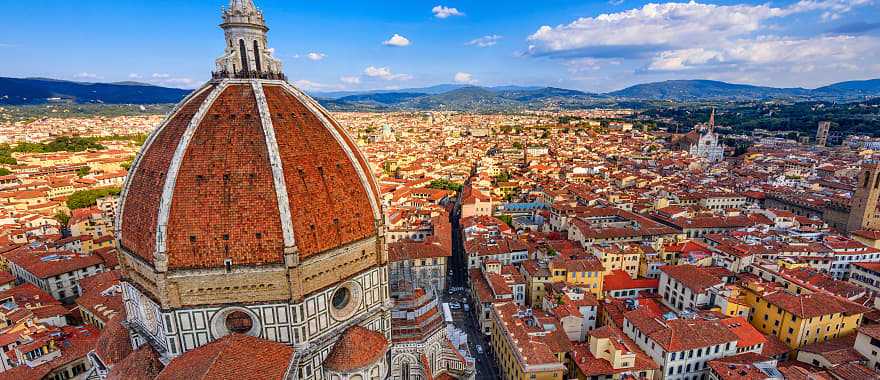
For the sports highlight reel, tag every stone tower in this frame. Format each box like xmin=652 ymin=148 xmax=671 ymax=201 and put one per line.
xmin=816 ymin=121 xmax=831 ymax=147
xmin=847 ymin=162 xmax=880 ymax=233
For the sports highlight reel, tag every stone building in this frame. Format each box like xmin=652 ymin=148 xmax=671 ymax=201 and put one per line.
xmin=88 ymin=1 xmax=401 ymax=379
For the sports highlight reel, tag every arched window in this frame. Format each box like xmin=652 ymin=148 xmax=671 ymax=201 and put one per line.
xmin=253 ymin=40 xmax=263 ymax=72
xmin=239 ymin=39 xmax=250 ymax=73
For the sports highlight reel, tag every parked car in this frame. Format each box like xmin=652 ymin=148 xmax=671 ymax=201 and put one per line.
xmin=476 ymin=345 xmax=484 ymax=354
xmin=449 ymin=302 xmax=462 ymax=310
xmin=463 ymin=303 xmax=470 ymax=312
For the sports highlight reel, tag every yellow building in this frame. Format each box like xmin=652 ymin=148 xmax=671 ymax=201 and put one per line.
xmin=521 ymin=260 xmax=552 ymax=308
xmin=596 ymin=245 xmax=642 ymax=278
xmin=744 ymin=283 xmax=865 ymax=349
xmin=549 ymin=256 xmax=605 ymax=299
xmin=490 ymin=302 xmax=568 ymax=380
xmin=712 ymin=285 xmax=752 ymax=319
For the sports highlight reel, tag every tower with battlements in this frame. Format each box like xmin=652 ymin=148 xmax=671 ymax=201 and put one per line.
xmin=847 ymin=162 xmax=880 ymax=233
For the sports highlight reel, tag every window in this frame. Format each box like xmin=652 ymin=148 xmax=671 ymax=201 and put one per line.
xmin=225 ymin=311 xmax=253 ymax=334
xmin=239 ymin=39 xmax=250 ymax=72
xmin=332 ymin=287 xmax=351 ymax=310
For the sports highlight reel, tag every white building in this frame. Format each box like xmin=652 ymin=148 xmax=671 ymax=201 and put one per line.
xmin=658 ymin=265 xmax=725 ymax=312
xmin=622 ymin=308 xmax=739 ymax=380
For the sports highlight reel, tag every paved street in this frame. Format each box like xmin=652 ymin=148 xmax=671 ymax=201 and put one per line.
xmin=446 ymin=183 xmax=501 ymax=380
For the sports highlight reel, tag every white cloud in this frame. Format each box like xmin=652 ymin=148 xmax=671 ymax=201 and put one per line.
xmin=306 ymin=52 xmax=326 ymax=61
xmin=340 ymin=76 xmax=361 ymax=85
xmin=293 ymin=79 xmax=344 ymax=91
xmin=147 ymin=73 xmax=198 ymax=88
xmin=73 ymin=72 xmax=101 ymax=80
xmin=454 ymin=72 xmax=477 ymax=84
xmin=525 ymin=0 xmax=878 ymax=87
xmin=364 ymin=66 xmax=413 ymax=81
xmin=128 ymin=73 xmax=143 ymax=79
xmin=432 ymin=5 xmax=465 ymax=19
xmin=467 ymin=35 xmax=502 ymax=47
xmin=383 ymin=34 xmax=411 ymax=47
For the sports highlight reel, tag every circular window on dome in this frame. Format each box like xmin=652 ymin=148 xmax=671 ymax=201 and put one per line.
xmin=225 ymin=311 xmax=253 ymax=334
xmin=332 ymin=287 xmax=351 ymax=310
xmin=210 ymin=307 xmax=261 ymax=338
xmin=328 ymin=282 xmax=362 ymax=321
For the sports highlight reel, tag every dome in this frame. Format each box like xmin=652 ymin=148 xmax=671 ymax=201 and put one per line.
xmin=117 ymin=80 xmax=381 ymax=270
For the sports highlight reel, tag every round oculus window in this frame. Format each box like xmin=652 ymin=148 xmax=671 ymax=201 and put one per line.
xmin=225 ymin=311 xmax=254 ymax=334
xmin=332 ymin=287 xmax=351 ymax=310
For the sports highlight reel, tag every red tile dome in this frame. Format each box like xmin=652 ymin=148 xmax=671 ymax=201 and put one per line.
xmin=117 ymin=81 xmax=381 ymax=270
xmin=323 ymin=325 xmax=389 ymax=373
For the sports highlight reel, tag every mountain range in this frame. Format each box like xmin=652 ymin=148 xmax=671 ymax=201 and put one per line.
xmin=2 ymin=77 xmax=879 ymax=110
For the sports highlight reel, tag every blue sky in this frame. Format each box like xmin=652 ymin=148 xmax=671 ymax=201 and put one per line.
xmin=2 ymin=0 xmax=879 ymax=92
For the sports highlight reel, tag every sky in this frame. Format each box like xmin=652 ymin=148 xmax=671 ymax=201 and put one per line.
xmin=2 ymin=0 xmax=879 ymax=93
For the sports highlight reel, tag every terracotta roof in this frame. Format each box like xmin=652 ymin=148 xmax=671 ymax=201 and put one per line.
xmin=623 ymin=308 xmax=738 ymax=352
xmin=156 ymin=334 xmax=294 ymax=380
xmin=659 ymin=264 xmax=724 ymax=293
xmin=706 ymin=353 xmax=775 ymax=380
xmin=720 ymin=317 xmax=766 ymax=349
xmin=827 ymin=363 xmax=880 ymax=380
xmin=603 ymin=270 xmax=659 ymax=291
xmin=95 ymin=316 xmax=132 ymax=365
xmin=860 ymin=324 xmax=880 ymax=340
xmin=120 ymin=82 xmax=380 ymax=270
xmin=106 ymin=345 xmax=164 ymax=380
xmin=761 ymin=291 xmax=847 ymax=319
xmin=323 ymin=325 xmax=389 ymax=373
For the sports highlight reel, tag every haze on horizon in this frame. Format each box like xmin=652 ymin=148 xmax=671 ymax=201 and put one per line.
xmin=2 ymin=0 xmax=879 ymax=93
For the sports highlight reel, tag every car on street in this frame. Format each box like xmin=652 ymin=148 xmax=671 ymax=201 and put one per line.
xmin=449 ymin=302 xmax=461 ymax=309
xmin=476 ymin=345 xmax=484 ymax=354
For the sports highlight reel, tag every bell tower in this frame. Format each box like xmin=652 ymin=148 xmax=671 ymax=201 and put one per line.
xmin=214 ymin=0 xmax=284 ymax=79
xmin=847 ymin=161 xmax=880 ymax=233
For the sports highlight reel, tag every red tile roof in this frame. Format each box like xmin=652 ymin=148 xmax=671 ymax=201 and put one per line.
xmin=120 ymin=82 xmax=380 ymax=270
xmin=95 ymin=316 xmax=132 ymax=366
xmin=106 ymin=344 xmax=164 ymax=380
xmin=603 ymin=270 xmax=659 ymax=292
xmin=323 ymin=325 xmax=389 ymax=373
xmin=157 ymin=334 xmax=294 ymax=380
xmin=624 ymin=308 xmax=738 ymax=352
xmin=659 ymin=264 xmax=724 ymax=293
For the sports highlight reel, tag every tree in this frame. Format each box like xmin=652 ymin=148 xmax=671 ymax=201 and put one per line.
xmin=0 ymin=168 xmax=10 ymax=176
xmin=54 ymin=210 xmax=70 ymax=226
xmin=428 ymin=179 xmax=463 ymax=192
xmin=497 ymin=214 xmax=513 ymax=228
xmin=76 ymin=166 xmax=91 ymax=178
xmin=66 ymin=187 xmax=121 ymax=210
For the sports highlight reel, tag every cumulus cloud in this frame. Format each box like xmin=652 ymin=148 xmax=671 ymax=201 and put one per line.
xmin=467 ymin=35 xmax=502 ymax=47
xmin=525 ymin=0 xmax=878 ymax=87
xmin=383 ymin=34 xmax=411 ymax=47
xmin=306 ymin=52 xmax=326 ymax=61
xmin=454 ymin=72 xmax=477 ymax=84
xmin=73 ymin=72 xmax=101 ymax=80
xmin=340 ymin=76 xmax=361 ymax=85
xmin=293 ymin=79 xmax=344 ymax=91
xmin=432 ymin=5 xmax=465 ymax=19
xmin=146 ymin=73 xmax=198 ymax=88
xmin=128 ymin=73 xmax=142 ymax=79
xmin=364 ymin=66 xmax=413 ymax=81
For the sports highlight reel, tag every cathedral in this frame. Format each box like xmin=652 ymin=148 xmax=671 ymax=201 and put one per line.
xmin=688 ymin=109 xmax=725 ymax=163
xmin=85 ymin=1 xmax=470 ymax=379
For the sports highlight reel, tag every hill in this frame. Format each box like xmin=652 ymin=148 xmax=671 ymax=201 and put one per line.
xmin=608 ymin=80 xmax=811 ymax=101
xmin=0 ymin=77 xmax=191 ymax=105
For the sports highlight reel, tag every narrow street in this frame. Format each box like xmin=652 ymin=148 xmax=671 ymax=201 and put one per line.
xmin=447 ymin=180 xmax=501 ymax=380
